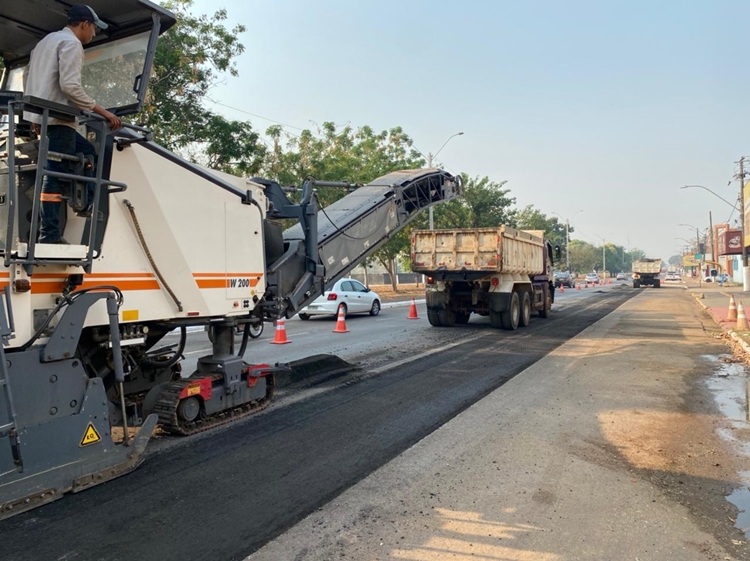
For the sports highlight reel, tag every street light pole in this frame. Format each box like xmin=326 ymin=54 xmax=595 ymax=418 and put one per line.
xmin=552 ymin=210 xmax=583 ymax=272
xmin=738 ymin=157 xmax=749 ymax=291
xmin=427 ymin=132 xmax=464 ymax=230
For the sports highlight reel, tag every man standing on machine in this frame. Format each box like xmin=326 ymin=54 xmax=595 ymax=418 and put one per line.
xmin=24 ymin=4 xmax=122 ymax=244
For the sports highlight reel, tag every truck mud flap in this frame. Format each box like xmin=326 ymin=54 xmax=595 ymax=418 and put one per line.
xmin=489 ymin=292 xmax=512 ymax=313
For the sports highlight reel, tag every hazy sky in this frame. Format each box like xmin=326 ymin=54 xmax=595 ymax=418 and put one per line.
xmin=178 ymin=0 xmax=749 ymax=259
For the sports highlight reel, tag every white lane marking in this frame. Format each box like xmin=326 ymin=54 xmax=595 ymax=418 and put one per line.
xmin=374 ymin=317 xmax=399 ymax=322
xmin=368 ymin=333 xmax=490 ymax=374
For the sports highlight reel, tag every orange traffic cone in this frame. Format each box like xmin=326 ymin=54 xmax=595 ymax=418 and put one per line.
xmin=407 ymin=297 xmax=419 ymax=319
xmin=333 ymin=306 xmax=349 ymax=333
xmin=576 ymin=283 xmax=580 ymax=290
xmin=559 ymin=285 xmax=564 ymax=293
xmin=737 ymin=301 xmax=749 ymax=330
xmin=728 ymin=295 xmax=738 ymax=321
xmin=270 ymin=318 xmax=291 ymax=344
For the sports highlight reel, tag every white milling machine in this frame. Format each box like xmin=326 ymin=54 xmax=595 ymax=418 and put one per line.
xmin=0 ymin=0 xmax=461 ymax=518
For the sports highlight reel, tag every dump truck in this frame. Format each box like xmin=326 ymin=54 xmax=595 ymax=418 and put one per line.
xmin=632 ymin=258 xmax=662 ymax=288
xmin=411 ymin=227 xmax=557 ymax=329
xmin=0 ymin=0 xmax=462 ymax=518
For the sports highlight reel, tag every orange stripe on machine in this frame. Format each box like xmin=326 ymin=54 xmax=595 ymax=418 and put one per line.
xmin=194 ymin=273 xmax=263 ymax=289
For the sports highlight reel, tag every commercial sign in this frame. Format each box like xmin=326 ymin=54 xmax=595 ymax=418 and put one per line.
xmin=744 ymin=180 xmax=750 ymax=248
xmin=683 ymin=255 xmax=699 ymax=267
xmin=719 ymin=229 xmax=743 ymax=255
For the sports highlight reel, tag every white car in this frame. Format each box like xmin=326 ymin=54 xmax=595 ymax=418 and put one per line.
xmin=298 ymin=278 xmax=381 ymax=319
xmin=665 ymin=272 xmax=680 ymax=281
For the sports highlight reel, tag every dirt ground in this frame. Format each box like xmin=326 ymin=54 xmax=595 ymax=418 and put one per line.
xmin=369 ymin=283 xmax=425 ymax=302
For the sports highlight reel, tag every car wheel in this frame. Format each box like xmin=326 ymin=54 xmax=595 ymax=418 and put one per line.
xmin=298 ymin=313 xmax=311 ymax=321
xmin=369 ymin=299 xmax=381 ymax=316
xmin=248 ymin=322 xmax=263 ymax=339
xmin=336 ymin=303 xmax=348 ymax=318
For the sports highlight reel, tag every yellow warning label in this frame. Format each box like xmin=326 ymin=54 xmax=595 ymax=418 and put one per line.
xmin=79 ymin=423 xmax=102 ymax=447
xmin=122 ymin=309 xmax=139 ymax=321
xmin=187 ymin=385 xmax=201 ymax=396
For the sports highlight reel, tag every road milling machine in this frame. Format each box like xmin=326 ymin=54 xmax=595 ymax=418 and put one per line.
xmin=0 ymin=0 xmax=461 ymax=519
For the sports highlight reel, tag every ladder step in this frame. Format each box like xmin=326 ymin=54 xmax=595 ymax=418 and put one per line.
xmin=0 ymin=422 xmax=15 ymax=432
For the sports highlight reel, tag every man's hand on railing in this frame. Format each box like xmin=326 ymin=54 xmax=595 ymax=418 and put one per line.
xmin=92 ymin=104 xmax=122 ymax=130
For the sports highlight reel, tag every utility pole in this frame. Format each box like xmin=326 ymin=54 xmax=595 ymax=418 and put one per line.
xmin=739 ymin=157 xmax=749 ymax=291
xmin=427 ymin=153 xmax=433 ymax=230
xmin=565 ymin=219 xmax=570 ymax=272
xmin=709 ymin=210 xmax=714 ymax=274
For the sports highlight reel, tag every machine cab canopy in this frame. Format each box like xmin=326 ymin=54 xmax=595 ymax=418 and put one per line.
xmin=0 ymin=0 xmax=176 ymax=116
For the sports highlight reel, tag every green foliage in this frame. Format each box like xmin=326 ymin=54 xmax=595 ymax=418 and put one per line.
xmin=263 ymin=121 xmax=424 ymax=288
xmin=138 ymin=0 xmax=264 ymax=174
xmin=668 ymin=254 xmax=683 ymax=267
xmin=569 ymin=239 xmax=646 ymax=275
xmin=515 ymin=205 xmax=568 ymax=255
xmin=431 ymin=175 xmax=517 ymax=229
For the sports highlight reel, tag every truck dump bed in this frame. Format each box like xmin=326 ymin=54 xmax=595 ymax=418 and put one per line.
xmin=633 ymin=259 xmax=661 ymax=274
xmin=411 ymin=226 xmax=545 ymax=279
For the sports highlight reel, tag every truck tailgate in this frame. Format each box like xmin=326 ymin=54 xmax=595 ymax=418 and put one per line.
xmin=411 ymin=227 xmax=545 ymax=276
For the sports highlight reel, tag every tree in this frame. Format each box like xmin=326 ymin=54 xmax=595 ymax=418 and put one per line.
xmin=668 ymin=254 xmax=683 ymax=267
xmin=264 ymin=121 xmax=424 ymax=290
xmin=138 ymin=0 xmax=265 ymax=175
xmin=569 ymin=240 xmax=599 ymax=274
xmin=515 ymin=205 xmax=568 ymax=256
xmin=431 ymin=175 xmax=517 ymax=229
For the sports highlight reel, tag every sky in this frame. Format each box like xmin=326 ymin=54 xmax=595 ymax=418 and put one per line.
xmin=172 ymin=0 xmax=749 ymax=260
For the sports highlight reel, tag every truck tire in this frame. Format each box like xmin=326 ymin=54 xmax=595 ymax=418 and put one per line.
xmin=455 ymin=312 xmax=470 ymax=324
xmin=427 ymin=309 xmax=442 ymax=327
xmin=633 ymin=281 xmax=640 ymax=289
xmin=654 ymin=279 xmax=660 ymax=288
xmin=519 ymin=291 xmax=531 ymax=327
xmin=501 ymin=292 xmax=520 ymax=330
xmin=538 ymin=289 xmax=552 ymax=318
xmin=427 ymin=308 xmax=456 ymax=327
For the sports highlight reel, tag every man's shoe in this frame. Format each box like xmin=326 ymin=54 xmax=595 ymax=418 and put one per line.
xmin=75 ymin=205 xmax=92 ymax=218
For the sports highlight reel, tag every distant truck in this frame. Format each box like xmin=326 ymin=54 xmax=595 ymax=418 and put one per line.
xmin=411 ymin=227 xmax=557 ymax=329
xmin=632 ymin=258 xmax=662 ymax=288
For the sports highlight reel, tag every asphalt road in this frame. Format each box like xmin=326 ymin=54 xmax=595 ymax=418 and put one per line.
xmin=0 ymin=285 xmax=636 ymax=561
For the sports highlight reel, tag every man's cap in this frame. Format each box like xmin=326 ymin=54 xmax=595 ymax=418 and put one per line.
xmin=68 ymin=5 xmax=108 ymax=29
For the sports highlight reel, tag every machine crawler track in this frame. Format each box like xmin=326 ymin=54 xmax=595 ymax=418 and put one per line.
xmin=153 ymin=376 xmax=275 ymax=436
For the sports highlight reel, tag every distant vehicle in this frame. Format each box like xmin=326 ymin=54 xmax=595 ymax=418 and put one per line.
xmin=665 ymin=272 xmax=680 ymax=281
xmin=616 ymin=272 xmax=627 ymax=281
xmin=298 ymin=278 xmax=381 ymax=319
xmin=554 ymin=271 xmax=575 ymax=288
xmin=585 ymin=273 xmax=600 ymax=284
xmin=632 ymin=258 xmax=661 ymax=288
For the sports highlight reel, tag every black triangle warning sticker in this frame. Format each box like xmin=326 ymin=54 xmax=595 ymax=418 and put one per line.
xmin=79 ymin=423 xmax=102 ymax=447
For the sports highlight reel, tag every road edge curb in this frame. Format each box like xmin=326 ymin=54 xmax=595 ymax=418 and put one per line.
xmin=689 ymin=290 xmax=750 ymax=356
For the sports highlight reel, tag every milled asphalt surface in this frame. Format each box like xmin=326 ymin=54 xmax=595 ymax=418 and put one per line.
xmin=248 ymin=286 xmax=749 ymax=561
xmin=0 ymin=290 xmax=635 ymax=561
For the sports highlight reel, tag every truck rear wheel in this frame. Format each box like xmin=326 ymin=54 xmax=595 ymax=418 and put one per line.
xmin=538 ymin=289 xmax=552 ymax=318
xmin=501 ymin=292 xmax=520 ymax=330
xmin=633 ymin=281 xmax=640 ymax=289
xmin=455 ymin=312 xmax=470 ymax=324
xmin=427 ymin=308 xmax=456 ymax=327
xmin=519 ymin=291 xmax=531 ymax=327
xmin=654 ymin=279 xmax=660 ymax=288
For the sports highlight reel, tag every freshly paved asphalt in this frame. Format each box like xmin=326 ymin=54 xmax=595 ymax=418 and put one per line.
xmin=0 ymin=288 xmax=636 ymax=561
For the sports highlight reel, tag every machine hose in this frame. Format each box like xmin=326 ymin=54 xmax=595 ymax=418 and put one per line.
xmin=123 ymin=199 xmax=183 ymax=312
